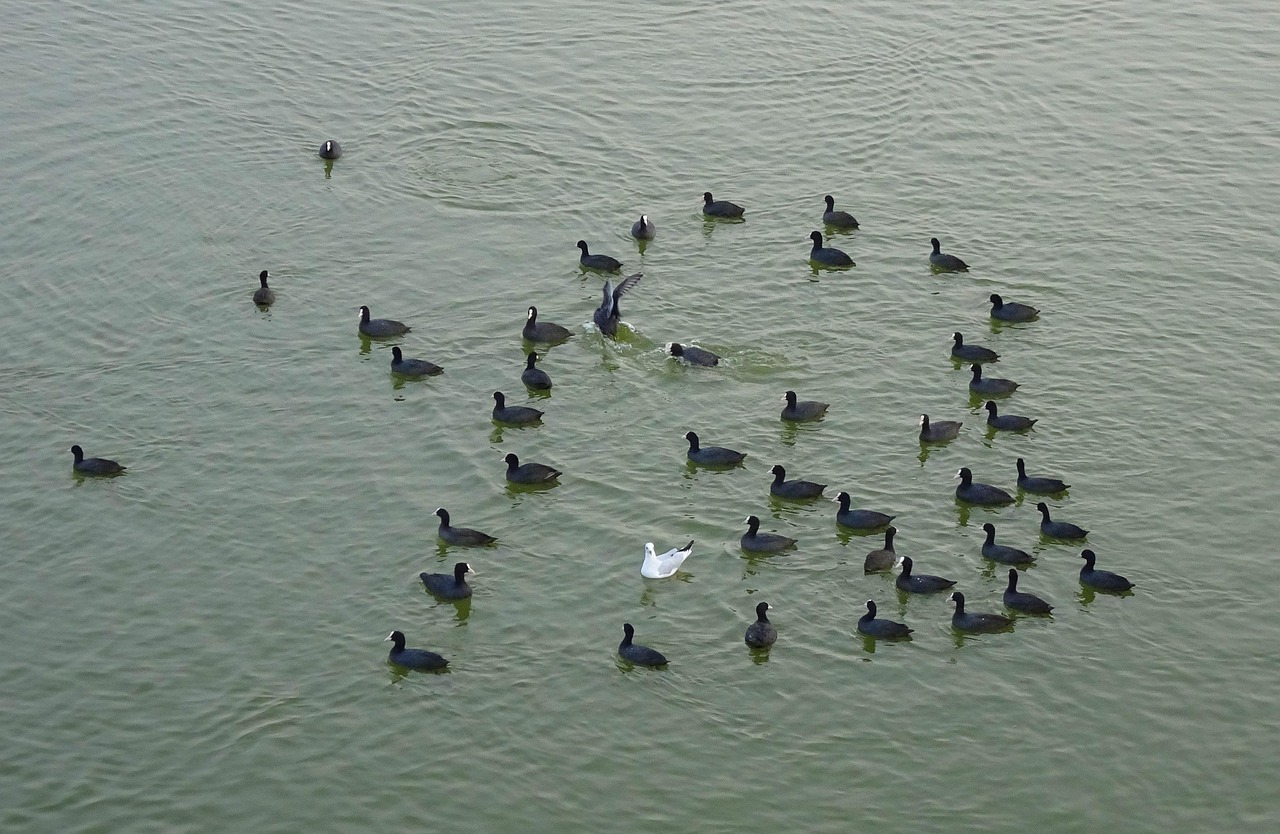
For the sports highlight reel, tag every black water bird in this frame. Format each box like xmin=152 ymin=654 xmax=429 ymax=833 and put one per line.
xmin=618 ymin=623 xmax=668 ymax=666
xmin=593 ymin=273 xmax=642 ymax=337
xmin=385 ymin=630 xmax=447 ymax=671
xmin=949 ymin=591 xmax=1013 ymax=633
xmin=1015 ymin=458 xmax=1068 ymax=493
xmin=831 ymin=492 xmax=894 ymax=531
xmin=919 ymin=413 xmax=962 ymax=442
xmin=684 ymin=431 xmax=746 ymax=466
xmin=930 ymin=237 xmax=968 ymax=271
xmin=70 ymin=445 xmax=125 ymax=476
xmin=989 ymin=293 xmax=1039 ymax=322
xmin=1036 ymin=502 xmax=1088 ymax=539
xmin=744 ymin=602 xmax=778 ymax=648
xmin=1079 ymin=549 xmax=1133 ymax=592
xmin=492 ymin=391 xmax=543 ymax=425
xmin=955 ymin=467 xmax=1014 ymax=506
xmin=702 ymin=191 xmax=744 ymax=218
xmin=419 ymin=561 xmax=475 ymax=600
xmin=521 ymin=351 xmax=552 ymax=390
xmin=808 ymin=230 xmax=854 ymax=266
xmin=434 ymin=509 xmax=496 ymax=547
xmin=985 ymin=400 xmax=1037 ymax=431
xmin=391 ymin=346 xmax=443 ymax=377
xmin=951 ymin=332 xmax=998 ymax=363
xmin=503 ymin=453 xmax=561 ymax=484
xmin=857 ymin=599 xmax=912 ymax=638
xmin=252 ymin=270 xmax=275 ymax=306
xmin=822 ymin=195 xmax=858 ymax=229
xmin=1004 ymin=569 xmax=1053 ymax=614
xmin=769 ymin=464 xmax=826 ymax=500
xmin=741 ymin=515 xmax=797 ymax=553
xmin=863 ymin=526 xmax=898 ymax=572
xmin=358 ymin=306 xmax=410 ymax=338
xmin=980 ymin=522 xmax=1033 ymax=565
xmin=631 ymin=214 xmax=656 ymax=240
xmin=781 ymin=390 xmax=828 ymax=421
xmin=895 ymin=555 xmax=956 ymax=594
xmin=523 ymin=306 xmax=573 ymax=343
xmin=577 ymin=240 xmax=622 ymax=272
xmin=669 ymin=343 xmax=719 ymax=366
xmin=969 ymin=363 xmax=1019 ymax=396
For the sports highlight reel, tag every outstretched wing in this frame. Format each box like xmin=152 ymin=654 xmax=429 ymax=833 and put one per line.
xmin=611 ymin=273 xmax=642 ymax=310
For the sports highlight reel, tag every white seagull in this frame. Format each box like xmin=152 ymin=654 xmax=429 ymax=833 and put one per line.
xmin=640 ymin=540 xmax=694 ymax=579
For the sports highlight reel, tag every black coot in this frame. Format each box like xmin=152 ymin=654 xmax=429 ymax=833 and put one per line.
xmin=419 ymin=561 xmax=475 ymax=600
xmin=385 ymin=630 xmax=448 ymax=671
xmin=435 ymin=508 xmax=496 ymax=547
xmin=857 ymin=599 xmax=912 ymax=638
xmin=684 ymin=431 xmax=746 ymax=466
xmin=618 ymin=623 xmax=668 ymax=666
xmin=1003 ymin=569 xmax=1053 ymax=614
xmin=70 ymin=445 xmax=126 ymax=476
xmin=744 ymin=602 xmax=778 ymax=648
xmin=950 ymin=592 xmax=1013 ymax=633
xmin=741 ymin=515 xmax=797 ymax=553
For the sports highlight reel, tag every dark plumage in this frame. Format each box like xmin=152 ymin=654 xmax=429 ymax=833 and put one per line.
xmin=503 ymin=453 xmax=561 ymax=484
xmin=385 ymin=630 xmax=448 ymax=671
xmin=618 ymin=623 xmax=668 ymax=666
xmin=252 ymin=270 xmax=275 ymax=306
xmin=702 ymin=191 xmax=744 ymax=218
xmin=769 ymin=464 xmax=826 ymax=500
xmin=951 ymin=332 xmax=998 ymax=363
xmin=969 ymin=363 xmax=1019 ymax=396
xmin=630 ymin=214 xmax=656 ymax=240
xmin=985 ymin=400 xmax=1037 ymax=431
xmin=930 ymin=237 xmax=969 ymax=271
xmin=358 ymin=305 xmax=410 ymax=338
xmin=857 ymin=599 xmax=912 ymax=639
xmin=391 ymin=346 xmax=443 ymax=377
xmin=577 ymin=239 xmax=622 ymax=272
xmin=1004 ymin=569 xmax=1053 ymax=614
xmin=822 ymin=195 xmax=858 ymax=229
xmin=669 ymin=343 xmax=719 ymax=366
xmin=1015 ymin=458 xmax=1068 ymax=493
xmin=808 ymin=230 xmax=854 ymax=266
xmin=832 ymin=492 xmax=894 ymax=531
xmin=684 ymin=431 xmax=746 ymax=466
xmin=989 ymin=293 xmax=1039 ymax=322
xmin=741 ymin=515 xmax=797 ymax=553
xmin=1079 ymin=549 xmax=1134 ymax=592
xmin=521 ymin=351 xmax=552 ymax=390
xmin=1036 ymin=502 xmax=1088 ymax=539
xmin=950 ymin=592 xmax=1013 ymax=633
xmin=895 ymin=555 xmax=956 ymax=594
xmin=980 ymin=522 xmax=1033 ymax=565
xmin=593 ymin=273 xmax=642 ymax=337
xmin=744 ymin=602 xmax=778 ymax=648
xmin=492 ymin=391 xmax=543 ymax=425
xmin=318 ymin=139 xmax=342 ymax=159
xmin=863 ymin=526 xmax=898 ymax=572
xmin=955 ymin=467 xmax=1014 ymax=506
xmin=523 ymin=306 xmax=573 ymax=343
xmin=70 ymin=445 xmax=125 ymax=476
xmin=781 ymin=390 xmax=828 ymax=421
xmin=419 ymin=561 xmax=475 ymax=600
xmin=434 ymin=508 xmax=496 ymax=547
xmin=919 ymin=413 xmax=962 ymax=442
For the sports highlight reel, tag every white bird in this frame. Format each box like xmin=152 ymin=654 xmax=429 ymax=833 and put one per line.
xmin=640 ymin=540 xmax=694 ymax=579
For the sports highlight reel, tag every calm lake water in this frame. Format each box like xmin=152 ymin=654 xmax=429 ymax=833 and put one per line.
xmin=3 ymin=0 xmax=1279 ymax=831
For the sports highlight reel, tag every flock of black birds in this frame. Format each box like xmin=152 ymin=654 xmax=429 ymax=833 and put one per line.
xmin=68 ymin=140 xmax=1136 ymax=672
